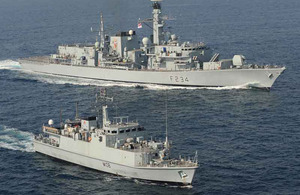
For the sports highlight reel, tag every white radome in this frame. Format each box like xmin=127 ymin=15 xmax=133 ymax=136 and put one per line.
xmin=171 ymin=34 xmax=177 ymax=41
xmin=129 ymin=30 xmax=134 ymax=36
xmin=142 ymin=37 xmax=150 ymax=46
xmin=48 ymin=119 xmax=54 ymax=126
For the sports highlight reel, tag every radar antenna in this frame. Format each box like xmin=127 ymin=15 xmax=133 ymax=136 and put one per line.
xmin=138 ymin=0 xmax=168 ymax=45
xmin=96 ymin=88 xmax=113 ymax=103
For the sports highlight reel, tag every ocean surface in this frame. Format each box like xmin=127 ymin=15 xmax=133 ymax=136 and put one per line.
xmin=0 ymin=0 xmax=299 ymax=194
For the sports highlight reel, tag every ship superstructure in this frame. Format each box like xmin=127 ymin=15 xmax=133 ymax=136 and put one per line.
xmin=34 ymin=90 xmax=198 ymax=185
xmin=19 ymin=0 xmax=285 ymax=89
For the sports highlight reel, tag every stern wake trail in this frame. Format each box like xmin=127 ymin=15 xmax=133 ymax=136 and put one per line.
xmin=0 ymin=125 xmax=34 ymax=152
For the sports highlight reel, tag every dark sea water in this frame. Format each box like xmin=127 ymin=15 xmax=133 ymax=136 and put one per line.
xmin=0 ymin=0 xmax=300 ymax=194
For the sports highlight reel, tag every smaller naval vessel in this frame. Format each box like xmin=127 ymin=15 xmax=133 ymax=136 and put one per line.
xmin=34 ymin=89 xmax=198 ymax=185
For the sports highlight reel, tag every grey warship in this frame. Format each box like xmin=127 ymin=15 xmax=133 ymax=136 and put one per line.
xmin=34 ymin=89 xmax=198 ymax=185
xmin=19 ymin=0 xmax=285 ymax=90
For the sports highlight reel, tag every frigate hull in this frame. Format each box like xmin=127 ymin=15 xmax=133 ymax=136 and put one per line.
xmin=20 ymin=60 xmax=285 ymax=89
xmin=34 ymin=140 xmax=196 ymax=185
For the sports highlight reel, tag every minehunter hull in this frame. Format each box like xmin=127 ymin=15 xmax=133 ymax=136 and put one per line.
xmin=20 ymin=60 xmax=285 ymax=89
xmin=34 ymin=140 xmax=196 ymax=185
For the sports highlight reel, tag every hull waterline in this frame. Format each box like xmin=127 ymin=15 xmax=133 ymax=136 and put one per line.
xmin=34 ymin=140 xmax=196 ymax=185
xmin=19 ymin=60 xmax=285 ymax=90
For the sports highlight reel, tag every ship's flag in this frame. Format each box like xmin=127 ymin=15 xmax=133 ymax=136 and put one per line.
xmin=138 ymin=22 xmax=142 ymax=29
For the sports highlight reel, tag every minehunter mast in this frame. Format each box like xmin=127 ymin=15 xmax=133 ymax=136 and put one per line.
xmin=95 ymin=89 xmax=113 ymax=128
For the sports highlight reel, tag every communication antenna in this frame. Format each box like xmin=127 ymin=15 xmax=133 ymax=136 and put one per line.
xmin=90 ymin=12 xmax=109 ymax=53
xmin=194 ymin=151 xmax=198 ymax=164
xmin=75 ymin=102 xmax=79 ymax=120
xmin=60 ymin=108 xmax=63 ymax=128
xmin=165 ymin=91 xmax=169 ymax=149
xmin=100 ymin=12 xmax=105 ymax=49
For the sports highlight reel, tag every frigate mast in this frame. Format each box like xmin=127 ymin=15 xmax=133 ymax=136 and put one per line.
xmin=99 ymin=13 xmax=105 ymax=50
xmin=151 ymin=0 xmax=164 ymax=45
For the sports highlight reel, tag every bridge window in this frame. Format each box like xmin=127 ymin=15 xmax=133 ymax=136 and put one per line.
xmin=112 ymin=130 xmax=117 ymax=134
xmin=120 ymin=130 xmax=124 ymax=133
xmin=126 ymin=129 xmax=131 ymax=133
xmin=132 ymin=128 xmax=136 ymax=131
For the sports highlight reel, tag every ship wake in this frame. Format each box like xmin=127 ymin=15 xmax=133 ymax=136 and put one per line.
xmin=0 ymin=125 xmax=34 ymax=152
xmin=133 ymin=179 xmax=193 ymax=189
xmin=143 ymin=83 xmax=252 ymax=91
xmin=0 ymin=60 xmax=21 ymax=70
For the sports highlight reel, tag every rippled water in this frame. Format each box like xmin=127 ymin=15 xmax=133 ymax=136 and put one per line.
xmin=1 ymin=0 xmax=300 ymax=194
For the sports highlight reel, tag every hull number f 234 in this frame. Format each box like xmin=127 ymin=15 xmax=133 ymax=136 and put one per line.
xmin=169 ymin=76 xmax=189 ymax=83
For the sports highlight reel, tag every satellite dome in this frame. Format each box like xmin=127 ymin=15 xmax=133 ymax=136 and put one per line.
xmin=129 ymin=30 xmax=134 ymax=36
xmin=48 ymin=119 xmax=54 ymax=126
xmin=171 ymin=34 xmax=177 ymax=41
xmin=142 ymin=37 xmax=150 ymax=46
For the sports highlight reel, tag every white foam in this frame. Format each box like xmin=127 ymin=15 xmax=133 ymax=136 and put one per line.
xmin=133 ymin=178 xmax=193 ymax=188
xmin=203 ymin=84 xmax=251 ymax=90
xmin=0 ymin=125 xmax=34 ymax=152
xmin=0 ymin=60 xmax=21 ymax=70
